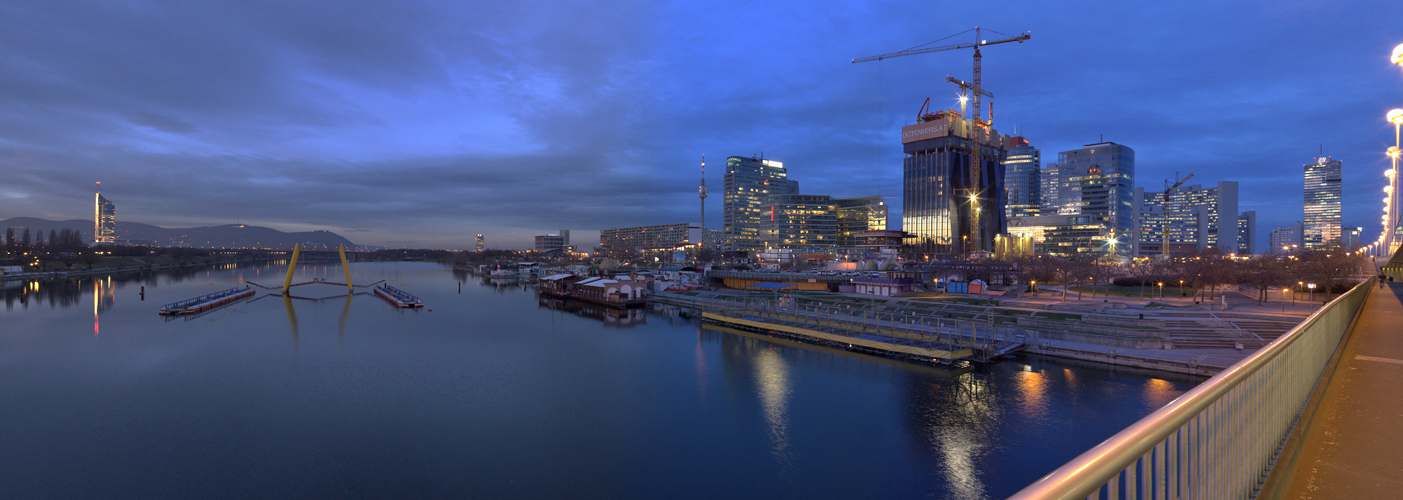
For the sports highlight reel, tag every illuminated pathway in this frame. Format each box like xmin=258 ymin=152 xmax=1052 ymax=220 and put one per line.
xmin=1262 ymin=282 xmax=1403 ymax=498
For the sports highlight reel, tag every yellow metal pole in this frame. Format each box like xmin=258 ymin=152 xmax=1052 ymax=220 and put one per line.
xmin=282 ymin=243 xmax=301 ymax=294
xmin=339 ymin=244 xmax=353 ymax=291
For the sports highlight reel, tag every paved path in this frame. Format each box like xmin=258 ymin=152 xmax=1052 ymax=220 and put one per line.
xmin=1271 ymin=282 xmax=1403 ymax=499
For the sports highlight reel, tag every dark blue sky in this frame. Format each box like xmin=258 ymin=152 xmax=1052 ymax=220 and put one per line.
xmin=1 ymin=0 xmax=1399 ymax=249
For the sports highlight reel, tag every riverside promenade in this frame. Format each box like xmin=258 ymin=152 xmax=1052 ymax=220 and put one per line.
xmin=1263 ymin=281 xmax=1403 ymax=498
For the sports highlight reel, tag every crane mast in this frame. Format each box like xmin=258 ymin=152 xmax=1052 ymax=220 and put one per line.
xmin=1162 ymin=172 xmax=1195 ymax=259
xmin=852 ymin=28 xmax=1029 ymax=254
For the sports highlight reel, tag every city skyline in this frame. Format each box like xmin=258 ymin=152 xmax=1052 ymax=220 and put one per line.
xmin=0 ymin=1 xmax=1399 ymax=250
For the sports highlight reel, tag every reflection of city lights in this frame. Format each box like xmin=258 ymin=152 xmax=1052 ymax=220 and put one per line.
xmin=753 ymin=348 xmax=792 ymax=466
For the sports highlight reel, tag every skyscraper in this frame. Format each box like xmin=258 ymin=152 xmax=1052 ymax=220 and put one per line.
xmin=475 ymin=234 xmax=484 ymax=252
xmin=1238 ymin=211 xmax=1256 ymax=255
xmin=1132 ymin=181 xmax=1241 ymax=257
xmin=1003 ymin=139 xmax=1041 ymax=219
xmin=94 ymin=192 xmax=115 ymax=244
xmin=723 ymin=155 xmax=798 ymax=252
xmin=1303 ymin=156 xmax=1342 ymax=249
xmin=902 ymin=109 xmax=1010 ymax=256
xmin=1039 ymin=162 xmax=1060 ymax=215
xmin=1052 ymin=142 xmax=1135 ymax=236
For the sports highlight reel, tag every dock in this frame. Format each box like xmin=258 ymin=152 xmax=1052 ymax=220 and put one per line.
xmin=159 ymin=286 xmax=256 ymax=316
xmin=374 ymin=283 xmax=423 ymax=308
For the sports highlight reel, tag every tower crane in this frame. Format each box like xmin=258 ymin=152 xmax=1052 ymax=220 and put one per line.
xmin=852 ymin=27 xmax=1030 ymax=123
xmin=1162 ymin=172 xmax=1195 ymax=259
xmin=852 ymin=27 xmax=1029 ymax=253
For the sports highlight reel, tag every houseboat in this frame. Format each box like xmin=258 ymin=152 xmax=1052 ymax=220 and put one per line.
xmin=159 ymin=285 xmax=256 ymax=316
xmin=538 ymin=273 xmax=647 ymax=308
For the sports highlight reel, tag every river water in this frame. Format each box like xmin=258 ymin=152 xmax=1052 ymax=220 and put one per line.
xmin=0 ymin=262 xmax=1200 ymax=499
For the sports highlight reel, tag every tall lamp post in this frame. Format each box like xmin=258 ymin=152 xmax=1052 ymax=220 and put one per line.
xmin=1308 ymin=282 xmax=1317 ymax=303
xmin=1386 ymin=109 xmax=1402 ymax=256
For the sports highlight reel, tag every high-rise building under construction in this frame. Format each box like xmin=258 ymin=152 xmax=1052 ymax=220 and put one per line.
xmin=902 ymin=109 xmax=1012 ymax=256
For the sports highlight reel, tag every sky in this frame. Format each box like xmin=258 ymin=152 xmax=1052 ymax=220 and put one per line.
xmin=1 ymin=0 xmax=1400 ymax=250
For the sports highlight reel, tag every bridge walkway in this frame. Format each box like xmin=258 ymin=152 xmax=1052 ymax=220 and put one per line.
xmin=1265 ymin=282 xmax=1403 ymax=499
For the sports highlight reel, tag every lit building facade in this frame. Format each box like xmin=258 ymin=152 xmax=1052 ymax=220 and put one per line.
xmin=1050 ymin=142 xmax=1135 ymax=239
xmin=94 ymin=192 xmax=115 ymax=244
xmin=533 ymin=230 xmax=570 ymax=254
xmin=600 ymin=222 xmax=702 ymax=255
xmin=835 ymin=196 xmax=887 ymax=247
xmin=723 ymin=156 xmax=798 ymax=252
xmin=1303 ymin=156 xmax=1342 ymax=250
xmin=475 ymin=234 xmax=484 ymax=252
xmin=1039 ymin=162 xmax=1060 ymax=215
xmin=902 ymin=109 xmax=1010 ymax=256
xmin=1132 ymin=181 xmax=1242 ymax=257
xmin=1003 ymin=140 xmax=1041 ymax=219
xmin=760 ymin=194 xmax=837 ymax=249
xmin=1269 ymin=223 xmax=1304 ymax=254
xmin=1008 ymin=214 xmax=1118 ymax=257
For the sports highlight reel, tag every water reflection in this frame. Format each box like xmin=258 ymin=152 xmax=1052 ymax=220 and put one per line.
xmin=753 ymin=346 xmax=793 ymax=468
xmin=1016 ymin=365 xmax=1049 ymax=419
xmin=93 ymin=277 xmax=114 ymax=336
xmin=1143 ymin=378 xmax=1180 ymax=409
xmin=537 ymin=297 xmax=646 ymax=327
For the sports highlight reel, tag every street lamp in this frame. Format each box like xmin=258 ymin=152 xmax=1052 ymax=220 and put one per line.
xmin=1308 ymin=282 xmax=1317 ymax=303
xmin=1179 ymin=279 xmax=1184 ymax=297
xmin=1157 ymin=282 xmax=1163 ymax=298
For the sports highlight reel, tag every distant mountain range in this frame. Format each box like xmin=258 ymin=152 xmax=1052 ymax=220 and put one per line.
xmin=1 ymin=218 xmax=364 ymax=251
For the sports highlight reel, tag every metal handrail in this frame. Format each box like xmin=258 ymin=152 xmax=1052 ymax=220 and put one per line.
xmin=1008 ymin=277 xmax=1375 ymax=500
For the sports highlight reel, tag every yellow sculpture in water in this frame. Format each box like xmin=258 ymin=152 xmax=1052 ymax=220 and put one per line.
xmin=339 ymin=244 xmax=353 ymax=290
xmin=282 ymin=243 xmax=300 ymax=294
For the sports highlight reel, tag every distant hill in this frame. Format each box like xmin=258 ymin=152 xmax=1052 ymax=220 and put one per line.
xmin=1 ymin=217 xmax=361 ymax=250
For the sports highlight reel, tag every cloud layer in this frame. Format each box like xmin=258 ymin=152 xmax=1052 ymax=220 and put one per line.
xmin=0 ymin=0 xmax=1399 ymax=249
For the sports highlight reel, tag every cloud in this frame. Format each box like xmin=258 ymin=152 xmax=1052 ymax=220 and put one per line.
xmin=0 ymin=0 xmax=1398 ymax=250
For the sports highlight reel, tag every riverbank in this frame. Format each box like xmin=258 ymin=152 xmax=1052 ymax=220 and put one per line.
xmin=0 ymin=257 xmax=276 ymax=283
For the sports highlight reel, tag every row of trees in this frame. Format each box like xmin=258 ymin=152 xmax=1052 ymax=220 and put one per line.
xmin=1004 ymin=245 xmax=1370 ymax=304
xmin=3 ymin=227 xmax=88 ymax=256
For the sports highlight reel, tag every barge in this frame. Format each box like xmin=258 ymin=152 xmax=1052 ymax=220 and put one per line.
xmin=159 ymin=286 xmax=256 ymax=316
xmin=375 ymin=283 xmax=424 ymax=308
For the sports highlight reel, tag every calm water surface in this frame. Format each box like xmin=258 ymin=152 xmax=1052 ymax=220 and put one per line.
xmin=0 ymin=262 xmax=1201 ymax=499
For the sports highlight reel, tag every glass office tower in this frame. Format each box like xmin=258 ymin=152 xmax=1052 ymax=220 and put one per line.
xmin=1003 ymin=142 xmax=1041 ymax=219
xmin=1303 ymin=156 xmax=1342 ymax=250
xmin=723 ymin=156 xmax=799 ymax=252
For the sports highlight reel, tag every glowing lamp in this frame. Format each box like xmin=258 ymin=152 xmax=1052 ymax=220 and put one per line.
xmin=1390 ymin=109 xmax=1403 ymax=125
xmin=1394 ymin=43 xmax=1403 ymax=66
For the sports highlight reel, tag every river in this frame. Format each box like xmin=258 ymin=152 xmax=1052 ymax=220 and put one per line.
xmin=0 ymin=261 xmax=1200 ymax=499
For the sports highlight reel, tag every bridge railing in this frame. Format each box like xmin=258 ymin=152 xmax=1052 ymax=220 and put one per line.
xmin=1008 ymin=277 xmax=1375 ymax=500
